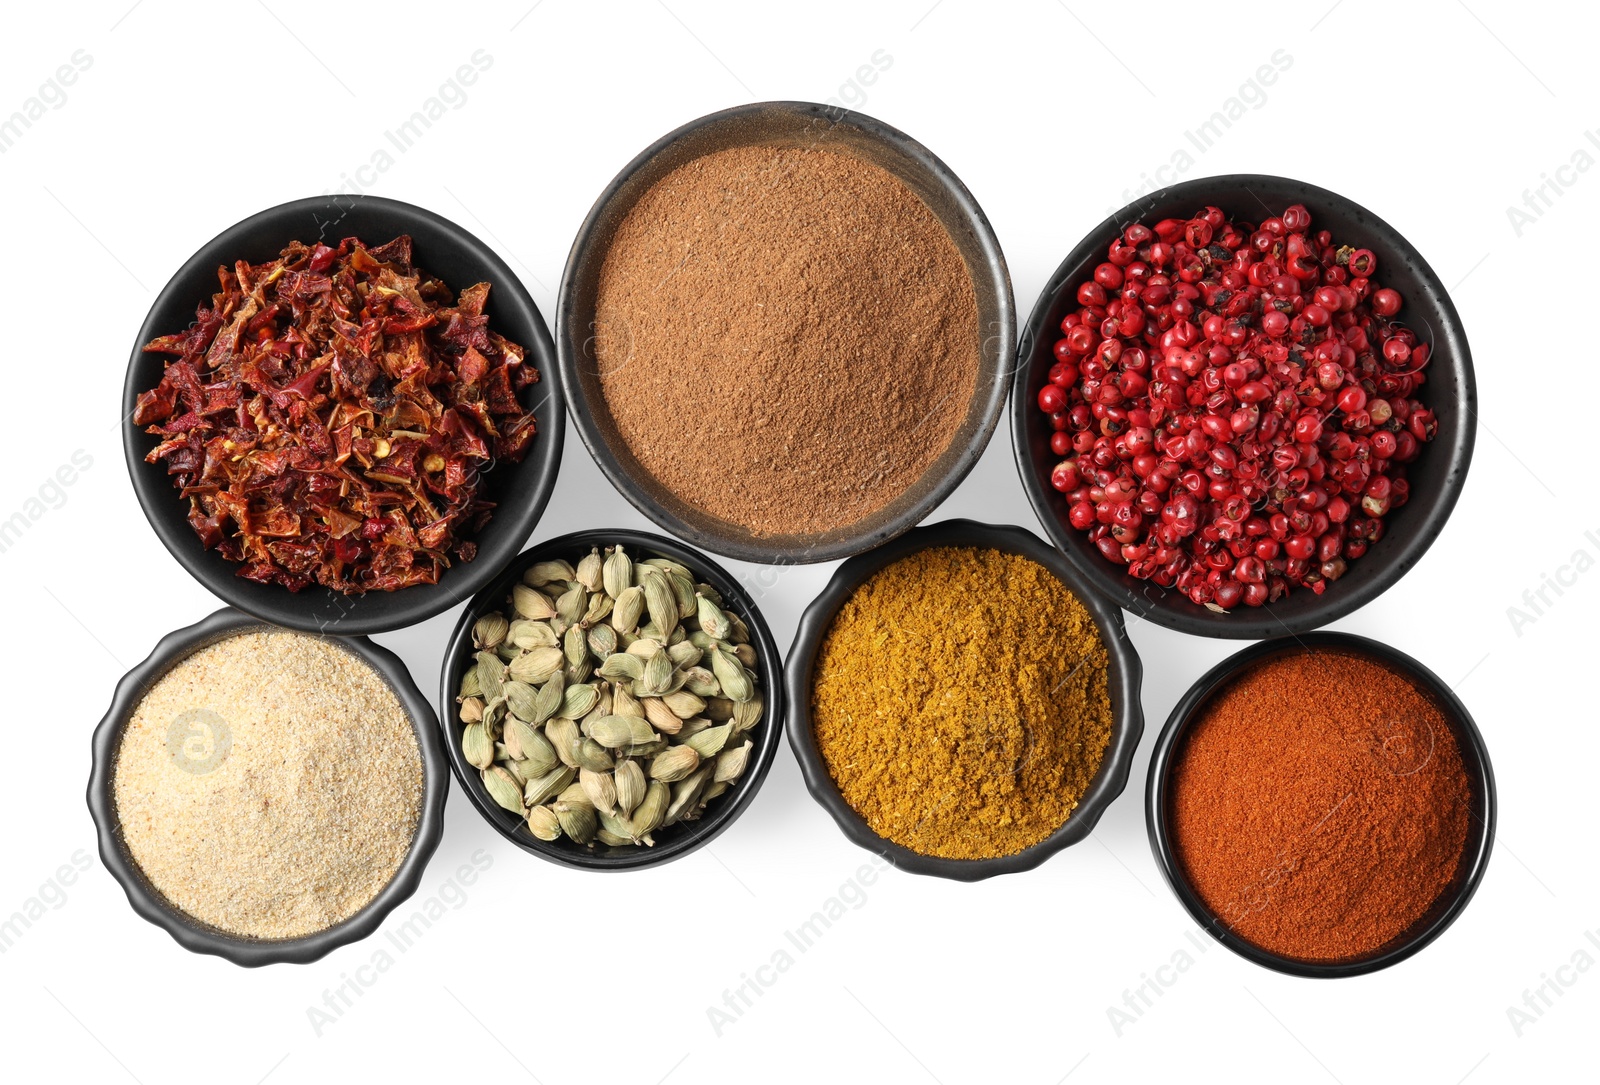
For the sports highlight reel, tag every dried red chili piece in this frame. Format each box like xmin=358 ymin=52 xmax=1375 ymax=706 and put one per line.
xmin=137 ymin=235 xmax=540 ymax=594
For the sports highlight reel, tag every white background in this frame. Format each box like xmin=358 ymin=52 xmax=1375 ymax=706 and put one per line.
xmin=1 ymin=1 xmax=1593 ymax=1082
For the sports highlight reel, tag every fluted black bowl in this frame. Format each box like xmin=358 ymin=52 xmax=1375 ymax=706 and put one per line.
xmin=785 ymin=518 xmax=1143 ymax=881
xmin=124 ymin=195 xmax=563 ymax=635
xmin=438 ymin=529 xmax=784 ymax=871
xmin=87 ymin=607 xmax=448 ymax=966
xmin=1012 ymin=175 xmax=1474 ymax=637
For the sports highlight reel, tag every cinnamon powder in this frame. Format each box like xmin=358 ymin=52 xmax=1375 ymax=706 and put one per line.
xmin=593 ymin=144 xmax=980 ymax=537
xmin=1170 ymin=650 xmax=1472 ymax=962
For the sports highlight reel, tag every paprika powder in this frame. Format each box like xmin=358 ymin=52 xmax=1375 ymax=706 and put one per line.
xmin=1169 ymin=649 xmax=1472 ymax=962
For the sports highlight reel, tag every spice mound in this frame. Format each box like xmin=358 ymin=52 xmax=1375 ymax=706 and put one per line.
xmin=113 ymin=630 xmax=423 ymax=940
xmin=456 ymin=545 xmax=762 ymax=848
xmin=135 ymin=235 xmax=540 ymax=593
xmin=1038 ymin=203 xmax=1437 ymax=611
xmin=811 ymin=546 xmax=1113 ymax=860
xmin=593 ymin=143 xmax=981 ymax=538
xmin=1169 ymin=650 xmax=1471 ymax=962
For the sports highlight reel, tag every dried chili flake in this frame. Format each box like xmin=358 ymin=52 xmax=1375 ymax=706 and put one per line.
xmin=135 ymin=235 xmax=540 ymax=593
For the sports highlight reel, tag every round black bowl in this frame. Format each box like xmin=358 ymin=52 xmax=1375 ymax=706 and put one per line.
xmin=557 ymin=100 xmax=1015 ymax=565
xmin=785 ymin=518 xmax=1144 ymax=881
xmin=87 ymin=607 xmax=449 ymax=967
xmin=123 ymin=194 xmax=564 ymax=635
xmin=1146 ymin=631 xmax=1495 ymax=977
xmin=438 ymin=528 xmax=785 ymax=870
xmin=1012 ymin=174 xmax=1475 ymax=637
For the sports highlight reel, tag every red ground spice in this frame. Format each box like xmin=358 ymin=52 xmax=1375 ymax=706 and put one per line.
xmin=1169 ymin=650 xmax=1472 ymax=962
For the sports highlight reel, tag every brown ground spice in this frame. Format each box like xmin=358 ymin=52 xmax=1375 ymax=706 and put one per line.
xmin=1170 ymin=651 xmax=1472 ymax=962
xmin=594 ymin=143 xmax=981 ymax=537
xmin=113 ymin=630 xmax=423 ymax=940
xmin=811 ymin=547 xmax=1113 ymax=859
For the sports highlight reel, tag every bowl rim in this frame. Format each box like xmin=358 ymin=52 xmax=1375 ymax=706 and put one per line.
xmin=555 ymin=99 xmax=1016 ymax=565
xmin=437 ymin=527 xmax=786 ymax=870
xmin=783 ymin=517 xmax=1145 ymax=881
xmin=122 ymin=193 xmax=564 ymax=636
xmin=1144 ymin=630 xmax=1497 ymax=977
xmin=1010 ymin=173 xmax=1476 ymax=638
xmin=86 ymin=607 xmax=449 ymax=967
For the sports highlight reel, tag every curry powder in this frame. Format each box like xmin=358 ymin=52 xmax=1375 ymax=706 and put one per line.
xmin=810 ymin=547 xmax=1114 ymax=860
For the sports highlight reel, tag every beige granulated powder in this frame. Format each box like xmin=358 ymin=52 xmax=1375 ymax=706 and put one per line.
xmin=594 ymin=143 xmax=981 ymax=537
xmin=113 ymin=629 xmax=423 ymax=940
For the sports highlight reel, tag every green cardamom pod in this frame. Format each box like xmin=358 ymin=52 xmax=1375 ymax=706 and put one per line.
xmin=626 ymin=638 xmax=662 ymax=658
xmin=561 ymin=683 xmax=600 ymax=720
xmin=557 ymin=782 xmax=591 ymax=806
xmin=545 ymin=717 xmax=581 ymax=768
xmin=614 ymin=759 xmax=646 ymax=816
xmin=573 ymin=737 xmax=616 ymax=773
xmin=582 ymin=592 xmax=614 ymax=627
xmin=648 ymin=744 xmax=701 ymax=783
xmin=668 ymin=572 xmax=697 ymax=620
xmin=462 ymin=722 xmax=494 ymax=770
xmin=475 ymin=650 xmax=507 ymax=701
xmin=675 ymin=716 xmax=712 ymax=740
xmin=681 ymin=667 xmax=720 ymax=699
xmin=667 ymin=641 xmax=703 ymax=669
xmin=482 ymin=766 xmax=525 ymax=814
xmin=586 ymin=714 xmax=658 ymax=749
xmin=641 ymin=697 xmax=684 ymax=735
xmin=685 ymin=722 xmax=733 ymax=759
xmin=714 ymin=740 xmax=752 ymax=783
xmin=695 ymin=593 xmax=732 ymax=640
xmin=710 ymin=646 xmax=754 ymax=703
xmin=632 ymin=780 xmax=670 ymax=836
xmin=526 ymin=804 xmax=562 ymax=841
xmin=508 ymin=646 xmax=565 ymax=684
xmin=565 ymin=656 xmax=593 ymax=686
xmin=621 ymin=738 xmax=669 ymax=759
xmin=563 ymin=623 xmax=587 ymax=668
xmin=576 ymin=547 xmax=604 ymax=593
xmin=729 ymin=613 xmax=751 ymax=645
xmin=523 ymin=764 xmax=576 ymax=807
xmin=503 ymin=680 xmax=539 ymax=721
xmin=732 ymin=694 xmax=763 ymax=732
xmin=458 ymin=696 xmax=485 ymax=724
xmin=641 ymin=555 xmax=693 ymax=580
xmin=597 ymin=808 xmax=637 ymax=843
xmin=734 ymin=643 xmax=758 ymax=668
xmin=529 ymin=672 xmax=564 ymax=725
xmin=579 ymin=768 xmax=618 ymax=814
xmin=473 ymin=613 xmax=509 ymax=649
xmin=703 ymin=696 xmax=735 ymax=721
xmin=688 ymin=630 xmax=715 ymax=651
xmin=512 ymin=584 xmax=557 ymax=620
xmin=525 ymin=559 xmax=576 ymax=586
xmin=509 ymin=618 xmax=557 ymax=649
xmin=703 ymin=779 xmax=730 ymax=803
xmin=665 ymin=764 xmax=714 ymax=826
xmin=597 ymin=652 xmax=644 ymax=681
xmin=502 ymin=716 xmax=541 ymax=763
xmin=555 ymin=584 xmax=587 ymax=626
xmin=586 ymin=623 xmax=618 ymax=660
xmin=502 ymin=758 xmax=530 ymax=788
xmin=496 ymin=639 xmax=521 ymax=662
xmin=553 ymin=801 xmax=597 ymax=845
xmin=611 ymin=683 xmax=644 ymax=719
xmin=662 ymin=690 xmax=706 ymax=720
xmin=596 ymin=827 xmax=633 ymax=847
xmin=612 ymin=586 xmax=645 ymax=634
xmin=603 ymin=546 xmax=633 ymax=600
xmin=694 ymin=583 xmax=723 ymax=607
xmin=637 ymin=647 xmax=673 ymax=696
xmin=639 ymin=568 xmax=679 ymax=641
xmin=458 ymin=667 xmax=483 ymax=700
xmin=518 ymin=728 xmax=559 ymax=778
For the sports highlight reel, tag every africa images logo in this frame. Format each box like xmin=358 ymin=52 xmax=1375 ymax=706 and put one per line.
xmin=165 ymin=708 xmax=232 ymax=775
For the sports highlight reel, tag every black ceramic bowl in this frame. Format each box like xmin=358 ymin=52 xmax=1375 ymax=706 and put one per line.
xmin=123 ymin=194 xmax=564 ymax=635
xmin=1013 ymin=175 xmax=1474 ymax=637
xmin=557 ymin=101 xmax=1015 ymax=565
xmin=1146 ymin=632 xmax=1495 ymax=977
xmin=438 ymin=529 xmax=784 ymax=871
xmin=785 ymin=518 xmax=1144 ymax=881
xmin=87 ymin=607 xmax=449 ymax=967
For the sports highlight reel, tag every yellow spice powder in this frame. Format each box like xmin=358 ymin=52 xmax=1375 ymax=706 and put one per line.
xmin=811 ymin=547 xmax=1113 ymax=860
xmin=112 ymin=629 xmax=423 ymax=939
